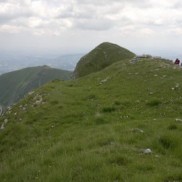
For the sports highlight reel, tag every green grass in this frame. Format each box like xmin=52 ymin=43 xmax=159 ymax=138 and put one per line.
xmin=0 ymin=50 xmax=182 ymax=181
xmin=74 ymin=42 xmax=135 ymax=78
xmin=0 ymin=66 xmax=72 ymax=107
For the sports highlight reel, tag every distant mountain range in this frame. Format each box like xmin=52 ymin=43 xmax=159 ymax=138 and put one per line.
xmin=0 ymin=66 xmax=72 ymax=107
xmin=0 ymin=53 xmax=83 ymax=75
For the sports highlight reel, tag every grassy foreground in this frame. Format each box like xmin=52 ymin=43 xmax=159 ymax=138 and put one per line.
xmin=0 ymin=58 xmax=182 ymax=181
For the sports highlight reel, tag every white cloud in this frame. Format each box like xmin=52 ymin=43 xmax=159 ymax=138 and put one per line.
xmin=0 ymin=0 xmax=182 ymax=57
xmin=0 ymin=0 xmax=181 ymax=34
xmin=74 ymin=18 xmax=114 ymax=31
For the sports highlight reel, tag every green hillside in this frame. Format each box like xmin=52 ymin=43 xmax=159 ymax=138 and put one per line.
xmin=0 ymin=43 xmax=182 ymax=181
xmin=74 ymin=42 xmax=135 ymax=78
xmin=0 ymin=65 xmax=71 ymax=107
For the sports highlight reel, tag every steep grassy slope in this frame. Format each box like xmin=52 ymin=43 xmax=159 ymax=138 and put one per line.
xmin=74 ymin=42 xmax=135 ymax=78
xmin=0 ymin=66 xmax=71 ymax=107
xmin=0 ymin=57 xmax=182 ymax=181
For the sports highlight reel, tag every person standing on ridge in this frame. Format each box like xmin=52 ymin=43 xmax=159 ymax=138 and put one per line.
xmin=174 ymin=58 xmax=180 ymax=65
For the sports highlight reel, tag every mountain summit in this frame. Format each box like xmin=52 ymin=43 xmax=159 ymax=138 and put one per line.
xmin=74 ymin=42 xmax=135 ymax=78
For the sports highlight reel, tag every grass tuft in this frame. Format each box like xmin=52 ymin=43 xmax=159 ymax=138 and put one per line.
xmin=167 ymin=124 xmax=178 ymax=130
xmin=102 ymin=106 xmax=116 ymax=113
xmin=159 ymin=135 xmax=178 ymax=150
xmin=146 ymin=99 xmax=161 ymax=107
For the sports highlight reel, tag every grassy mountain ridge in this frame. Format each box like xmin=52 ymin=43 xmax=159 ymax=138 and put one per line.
xmin=0 ymin=44 xmax=182 ymax=181
xmin=74 ymin=42 xmax=135 ymax=78
xmin=0 ymin=65 xmax=71 ymax=107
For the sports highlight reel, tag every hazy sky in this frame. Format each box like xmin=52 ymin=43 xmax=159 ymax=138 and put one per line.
xmin=0 ymin=0 xmax=182 ymax=58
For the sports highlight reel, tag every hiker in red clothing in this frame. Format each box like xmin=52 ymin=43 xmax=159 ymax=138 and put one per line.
xmin=174 ymin=58 xmax=180 ymax=65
